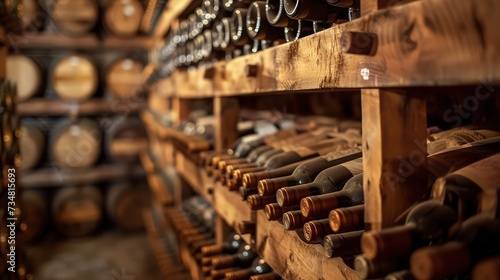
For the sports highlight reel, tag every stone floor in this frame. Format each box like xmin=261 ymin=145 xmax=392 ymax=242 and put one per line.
xmin=26 ymin=231 xmax=163 ymax=280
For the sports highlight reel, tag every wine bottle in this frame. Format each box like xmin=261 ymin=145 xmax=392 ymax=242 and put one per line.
xmin=329 ymin=204 xmax=364 ymax=232
xmin=243 ymin=159 xmax=306 ymax=190
xmin=303 ymin=218 xmax=334 ymax=243
xmin=265 ymin=137 xmax=355 ymax=171
xmin=236 ymin=221 xmax=256 ymax=235
xmin=201 ymin=232 xmax=245 ymax=257
xmin=354 ymin=255 xmax=408 ymax=280
xmin=259 ymin=146 xmax=362 ymax=196
xmin=283 ymin=19 xmax=314 ymax=42
xmin=284 ymin=0 xmax=349 ymax=21
xmin=264 ymin=203 xmax=297 ymax=221
xmin=246 ymin=1 xmax=283 ymax=40
xmin=323 ymin=230 xmax=364 ymax=258
xmin=326 ymin=0 xmax=357 ymax=8
xmin=225 ymin=258 xmax=273 ymax=279
xmin=224 ymin=0 xmax=254 ymax=11
xmin=431 ymin=154 xmax=500 ymax=221
xmin=247 ymin=195 xmax=276 ymax=210
xmin=230 ymin=166 xmax=267 ymax=190
xmin=226 ymin=162 xmax=259 ymax=180
xmin=219 ymin=17 xmax=237 ymax=51
xmin=410 ymin=214 xmax=500 ymax=280
xmin=472 ymin=256 xmax=500 ymax=280
xmin=276 ymin=157 xmax=363 ymax=207
xmin=191 ymin=238 xmax=216 ymax=254
xmin=240 ymin=186 xmax=259 ymax=199
xmin=212 ymin=267 xmax=241 ymax=280
xmin=230 ymin=8 xmax=251 ymax=45
xmin=282 ymin=210 xmax=319 ymax=230
xmin=361 ymin=200 xmax=458 ymax=260
xmin=301 ymin=173 xmax=363 ymax=218
xmin=211 ymin=244 xmax=258 ymax=269
xmin=266 ymin=0 xmax=289 ymax=27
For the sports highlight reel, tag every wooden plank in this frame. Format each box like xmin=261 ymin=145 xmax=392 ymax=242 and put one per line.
xmin=176 ymin=151 xmax=214 ymax=204
xmin=20 ymin=163 xmax=146 ymax=188
xmin=213 ymin=182 xmax=253 ymax=245
xmin=18 ymin=98 xmax=146 ymax=116
xmin=362 ymin=89 xmax=427 ymax=230
xmin=214 ymin=97 xmax=239 ymax=152
xmin=215 ymin=215 xmax=234 ymax=245
xmin=153 ymin=0 xmax=500 ymax=97
xmin=8 ymin=33 xmax=154 ymax=50
xmin=255 ymin=211 xmax=360 ymax=280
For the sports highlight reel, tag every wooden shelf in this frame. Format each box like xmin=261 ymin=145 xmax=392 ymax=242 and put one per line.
xmin=11 ymin=33 xmax=154 ymax=50
xmin=176 ymin=151 xmax=214 ymax=204
xmin=166 ymin=152 xmax=357 ymax=279
xmin=151 ymin=0 xmax=500 ymax=97
xmin=143 ymin=209 xmax=190 ymax=279
xmin=141 ymin=150 xmax=177 ymax=205
xmin=255 ymin=211 xmax=359 ymax=279
xmin=21 ymin=163 xmax=146 ymax=188
xmin=18 ymin=98 xmax=146 ymax=116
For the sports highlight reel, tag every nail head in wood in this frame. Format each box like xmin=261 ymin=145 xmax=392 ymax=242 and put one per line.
xmin=340 ymin=31 xmax=378 ymax=56
xmin=244 ymin=64 xmax=258 ymax=77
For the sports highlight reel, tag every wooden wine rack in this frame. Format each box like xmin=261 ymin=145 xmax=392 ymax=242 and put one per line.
xmin=142 ymin=0 xmax=500 ymax=279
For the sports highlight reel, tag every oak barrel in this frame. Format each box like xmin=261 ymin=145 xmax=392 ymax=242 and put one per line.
xmin=19 ymin=190 xmax=48 ymax=243
xmin=51 ymin=0 xmax=99 ymax=36
xmin=52 ymin=185 xmax=103 ymax=237
xmin=6 ymin=54 xmax=42 ymax=102
xmin=105 ymin=116 xmax=147 ymax=162
xmin=106 ymin=182 xmax=150 ymax=231
xmin=19 ymin=122 xmax=45 ymax=171
xmin=104 ymin=0 xmax=144 ymax=38
xmin=20 ymin=0 xmax=44 ymax=31
xmin=105 ymin=57 xmax=145 ymax=99
xmin=50 ymin=118 xmax=101 ymax=169
xmin=51 ymin=54 xmax=98 ymax=102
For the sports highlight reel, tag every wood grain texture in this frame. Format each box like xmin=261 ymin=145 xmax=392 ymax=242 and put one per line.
xmin=17 ymin=98 xmax=146 ymax=116
xmin=20 ymin=163 xmax=146 ymax=188
xmin=255 ymin=211 xmax=360 ymax=280
xmin=214 ymin=97 xmax=239 ymax=152
xmin=362 ymin=89 xmax=427 ymax=230
xmin=154 ymin=0 xmax=500 ymax=96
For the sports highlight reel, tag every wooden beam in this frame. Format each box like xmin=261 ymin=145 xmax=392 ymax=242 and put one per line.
xmin=171 ymin=97 xmax=191 ymax=126
xmin=255 ymin=211 xmax=360 ymax=279
xmin=213 ymin=97 xmax=239 ymax=152
xmin=152 ymin=0 xmax=500 ymax=97
xmin=362 ymin=89 xmax=427 ymax=230
xmin=8 ymin=33 xmax=154 ymax=50
xmin=17 ymin=98 xmax=146 ymax=116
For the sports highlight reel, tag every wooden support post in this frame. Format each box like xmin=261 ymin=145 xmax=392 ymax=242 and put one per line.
xmin=171 ymin=97 xmax=191 ymax=126
xmin=362 ymin=89 xmax=427 ymax=230
xmin=175 ymin=175 xmax=193 ymax=205
xmin=215 ymin=215 xmax=233 ymax=244
xmin=214 ymin=97 xmax=239 ymax=152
